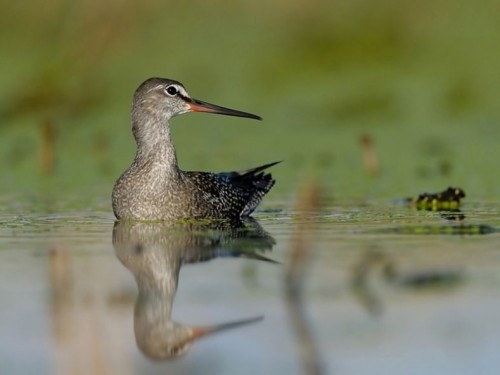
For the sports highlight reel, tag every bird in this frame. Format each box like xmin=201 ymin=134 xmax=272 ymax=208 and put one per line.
xmin=112 ymin=77 xmax=279 ymax=221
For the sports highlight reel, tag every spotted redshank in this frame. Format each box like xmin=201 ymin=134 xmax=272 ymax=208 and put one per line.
xmin=112 ymin=77 xmax=279 ymax=220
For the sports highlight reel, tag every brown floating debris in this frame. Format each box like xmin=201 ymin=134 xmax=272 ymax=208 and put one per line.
xmin=405 ymin=186 xmax=465 ymax=211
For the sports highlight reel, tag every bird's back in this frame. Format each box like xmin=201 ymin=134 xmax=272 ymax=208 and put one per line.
xmin=184 ymin=161 xmax=280 ymax=218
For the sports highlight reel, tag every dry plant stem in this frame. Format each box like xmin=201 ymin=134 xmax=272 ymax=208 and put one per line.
xmin=285 ymin=182 xmax=324 ymax=375
xmin=360 ymin=133 xmax=379 ymax=178
xmin=40 ymin=119 xmax=56 ymax=175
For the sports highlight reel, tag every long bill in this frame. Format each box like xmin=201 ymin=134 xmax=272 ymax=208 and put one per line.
xmin=187 ymin=98 xmax=262 ymax=120
xmin=191 ymin=315 xmax=264 ymax=340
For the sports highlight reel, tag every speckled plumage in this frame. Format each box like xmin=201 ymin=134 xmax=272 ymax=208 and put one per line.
xmin=112 ymin=77 xmax=279 ymax=221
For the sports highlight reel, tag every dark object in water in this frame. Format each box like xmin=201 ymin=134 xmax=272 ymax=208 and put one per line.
xmin=384 ymin=266 xmax=464 ymax=289
xmin=406 ymin=186 xmax=465 ymax=211
xmin=440 ymin=212 xmax=466 ymax=221
xmin=351 ymin=250 xmax=465 ymax=316
xmin=379 ymin=224 xmax=497 ymax=235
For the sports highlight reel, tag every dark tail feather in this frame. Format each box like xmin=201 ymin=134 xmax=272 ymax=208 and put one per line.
xmin=237 ymin=160 xmax=282 ymax=178
xmin=238 ymin=161 xmax=281 ymax=216
xmin=216 ymin=161 xmax=281 ymax=217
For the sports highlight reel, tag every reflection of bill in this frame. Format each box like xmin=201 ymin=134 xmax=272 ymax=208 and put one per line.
xmin=112 ymin=218 xmax=276 ymax=360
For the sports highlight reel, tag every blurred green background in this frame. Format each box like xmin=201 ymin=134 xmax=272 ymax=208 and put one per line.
xmin=1 ymin=0 xmax=500 ymax=211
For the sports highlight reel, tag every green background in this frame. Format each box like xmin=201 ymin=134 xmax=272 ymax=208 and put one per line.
xmin=2 ymin=0 xmax=499 ymax=211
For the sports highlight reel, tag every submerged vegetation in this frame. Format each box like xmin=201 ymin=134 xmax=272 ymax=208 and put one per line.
xmin=405 ymin=186 xmax=466 ymax=211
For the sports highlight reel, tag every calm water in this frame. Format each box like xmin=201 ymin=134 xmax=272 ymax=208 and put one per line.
xmin=2 ymin=1 xmax=500 ymax=373
xmin=1 ymin=198 xmax=499 ymax=375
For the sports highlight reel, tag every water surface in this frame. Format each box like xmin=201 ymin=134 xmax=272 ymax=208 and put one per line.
xmin=1 ymin=197 xmax=499 ymax=375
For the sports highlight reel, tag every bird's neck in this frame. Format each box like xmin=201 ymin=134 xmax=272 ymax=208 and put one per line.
xmin=133 ymin=116 xmax=179 ymax=171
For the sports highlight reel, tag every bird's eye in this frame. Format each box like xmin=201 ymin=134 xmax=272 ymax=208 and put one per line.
xmin=165 ymin=85 xmax=178 ymax=96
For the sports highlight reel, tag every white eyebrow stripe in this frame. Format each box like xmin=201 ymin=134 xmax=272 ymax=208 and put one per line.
xmin=177 ymin=86 xmax=190 ymax=98
xmin=145 ymin=83 xmax=191 ymax=98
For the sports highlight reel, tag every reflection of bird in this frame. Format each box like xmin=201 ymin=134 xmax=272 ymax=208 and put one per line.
xmin=112 ymin=77 xmax=280 ymax=221
xmin=112 ymin=218 xmax=275 ymax=360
